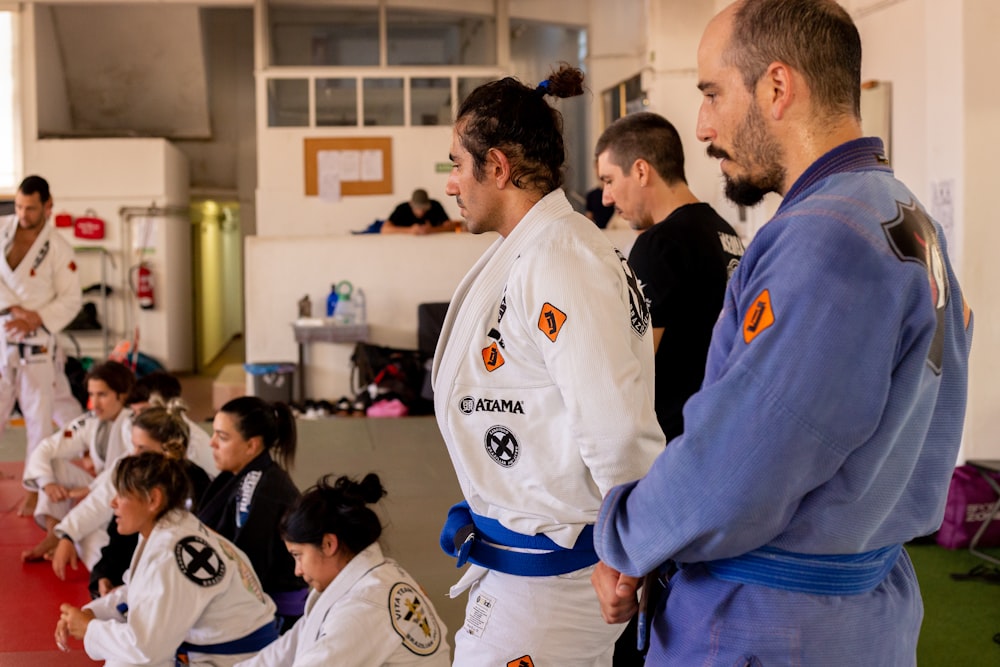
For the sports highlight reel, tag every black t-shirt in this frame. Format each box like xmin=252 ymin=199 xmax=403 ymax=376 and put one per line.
xmin=388 ymin=200 xmax=449 ymax=227
xmin=628 ymin=203 xmax=744 ymax=441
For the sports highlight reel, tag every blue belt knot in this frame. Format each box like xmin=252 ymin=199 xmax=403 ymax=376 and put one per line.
xmin=439 ymin=501 xmax=598 ymax=577
xmin=704 ymin=543 xmax=903 ymax=595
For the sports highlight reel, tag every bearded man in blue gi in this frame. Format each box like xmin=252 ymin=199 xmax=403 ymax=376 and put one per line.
xmin=591 ymin=1 xmax=974 ymax=664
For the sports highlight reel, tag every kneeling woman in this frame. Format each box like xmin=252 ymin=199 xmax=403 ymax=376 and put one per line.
xmin=55 ymin=453 xmax=277 ymax=666
xmin=235 ymin=474 xmax=450 ymax=666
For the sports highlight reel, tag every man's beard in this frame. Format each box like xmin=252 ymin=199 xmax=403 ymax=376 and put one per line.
xmin=711 ymin=104 xmax=786 ymax=207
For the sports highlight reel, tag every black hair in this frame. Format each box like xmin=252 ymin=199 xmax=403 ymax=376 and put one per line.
xmin=125 ymin=371 xmax=182 ymax=406
xmin=17 ymin=175 xmax=51 ymax=203
xmin=85 ymin=360 xmax=135 ymax=397
xmin=456 ymin=63 xmax=585 ymax=194
xmin=594 ymin=111 xmax=687 ymax=185
xmin=729 ymin=0 xmax=862 ymax=119
xmin=218 ymin=396 xmax=297 ymax=469
xmin=281 ymin=473 xmax=386 ymax=556
xmin=113 ymin=452 xmax=191 ymax=522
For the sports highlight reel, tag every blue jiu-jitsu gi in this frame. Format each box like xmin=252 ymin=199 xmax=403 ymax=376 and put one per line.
xmin=595 ymin=138 xmax=973 ymax=666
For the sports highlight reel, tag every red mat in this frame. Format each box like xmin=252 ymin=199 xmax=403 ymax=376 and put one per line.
xmin=0 ymin=461 xmax=97 ymax=664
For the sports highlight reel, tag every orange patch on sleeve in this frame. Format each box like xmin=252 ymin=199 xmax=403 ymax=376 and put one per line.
xmin=537 ymin=303 xmax=567 ymax=342
xmin=743 ymin=289 xmax=775 ymax=344
xmin=482 ymin=342 xmax=505 ymax=372
xmin=68 ymin=261 xmax=77 ymax=272
xmin=507 ymin=657 xmax=535 ymax=667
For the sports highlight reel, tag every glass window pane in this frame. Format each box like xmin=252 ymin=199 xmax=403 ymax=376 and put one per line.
xmin=267 ymin=79 xmax=309 ymax=127
xmin=0 ymin=11 xmax=15 ymax=189
xmin=387 ymin=8 xmax=495 ymax=66
xmin=316 ymin=78 xmax=358 ymax=127
xmin=363 ymin=78 xmax=403 ymax=127
xmin=269 ymin=5 xmax=378 ymax=67
xmin=411 ymin=77 xmax=451 ymax=127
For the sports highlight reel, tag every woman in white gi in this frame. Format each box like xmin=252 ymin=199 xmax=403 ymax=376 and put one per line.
xmin=55 ymin=452 xmax=277 ymax=666
xmin=47 ymin=399 xmax=211 ymax=596
xmin=235 ymin=473 xmax=450 ymax=667
xmin=21 ymin=360 xmax=135 ymax=561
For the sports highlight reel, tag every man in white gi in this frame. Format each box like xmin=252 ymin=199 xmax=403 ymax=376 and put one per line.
xmin=433 ymin=64 xmax=664 ymax=665
xmin=0 ymin=175 xmax=82 ymax=516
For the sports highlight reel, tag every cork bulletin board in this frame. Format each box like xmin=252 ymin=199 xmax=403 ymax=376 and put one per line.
xmin=304 ymin=137 xmax=393 ymax=197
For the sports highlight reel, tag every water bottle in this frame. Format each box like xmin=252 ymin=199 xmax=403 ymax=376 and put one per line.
xmin=334 ymin=280 xmax=355 ymax=324
xmin=326 ymin=284 xmax=339 ymax=318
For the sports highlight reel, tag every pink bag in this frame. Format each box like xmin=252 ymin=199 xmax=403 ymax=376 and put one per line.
xmin=936 ymin=464 xmax=1000 ymax=549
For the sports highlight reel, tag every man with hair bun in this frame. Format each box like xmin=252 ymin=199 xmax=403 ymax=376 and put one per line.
xmin=433 ymin=64 xmax=663 ymax=664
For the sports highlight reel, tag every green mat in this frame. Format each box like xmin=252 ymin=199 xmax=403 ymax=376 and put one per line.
xmin=909 ymin=542 xmax=1000 ymax=666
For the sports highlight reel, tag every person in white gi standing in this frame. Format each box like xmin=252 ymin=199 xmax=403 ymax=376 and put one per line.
xmin=433 ymin=64 xmax=664 ymax=666
xmin=0 ymin=175 xmax=82 ymax=516
xmin=55 ymin=452 xmax=278 ymax=666
xmin=235 ymin=473 xmax=450 ymax=666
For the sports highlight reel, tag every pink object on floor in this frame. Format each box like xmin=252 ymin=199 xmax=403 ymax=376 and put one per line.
xmin=366 ymin=398 xmax=409 ymax=418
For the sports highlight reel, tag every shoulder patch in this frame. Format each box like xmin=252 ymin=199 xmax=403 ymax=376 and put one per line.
xmin=743 ymin=289 xmax=775 ymax=344
xmin=508 ymin=656 xmax=535 ymax=667
xmin=482 ymin=342 xmax=505 ymax=372
xmin=175 ymin=536 xmax=226 ymax=587
xmin=389 ymin=581 xmax=442 ymax=656
xmin=537 ymin=302 xmax=567 ymax=342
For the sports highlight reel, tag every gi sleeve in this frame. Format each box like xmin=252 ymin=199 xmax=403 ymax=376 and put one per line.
xmin=595 ymin=220 xmax=924 ymax=575
xmin=36 ymin=237 xmax=82 ymax=334
xmin=83 ymin=546 xmax=218 ymax=664
xmin=22 ymin=419 xmax=92 ymax=490
xmin=233 ymin=619 xmax=300 ymax=667
xmin=286 ymin=598 xmax=422 ymax=667
xmin=515 ymin=240 xmax=663 ymax=496
xmin=55 ymin=467 xmax=115 ymax=542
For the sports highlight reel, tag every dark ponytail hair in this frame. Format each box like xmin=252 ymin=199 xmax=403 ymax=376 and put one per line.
xmin=456 ymin=62 xmax=585 ymax=195
xmin=219 ymin=396 xmax=297 ymax=469
xmin=113 ymin=452 xmax=191 ymax=521
xmin=281 ymin=473 xmax=386 ymax=557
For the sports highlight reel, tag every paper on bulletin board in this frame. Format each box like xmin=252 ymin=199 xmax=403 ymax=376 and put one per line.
xmin=361 ymin=150 xmax=383 ymax=181
xmin=317 ymin=150 xmax=348 ymax=201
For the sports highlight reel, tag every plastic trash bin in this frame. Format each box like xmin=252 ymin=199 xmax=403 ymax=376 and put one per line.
xmin=244 ymin=362 xmax=297 ymax=404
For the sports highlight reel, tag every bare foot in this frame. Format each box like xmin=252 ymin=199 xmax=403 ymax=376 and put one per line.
xmin=21 ymin=532 xmax=59 ymax=563
xmin=16 ymin=492 xmax=38 ymax=517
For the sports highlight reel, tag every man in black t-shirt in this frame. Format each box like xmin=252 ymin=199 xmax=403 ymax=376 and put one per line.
xmin=381 ymin=188 xmax=459 ymax=235
xmin=596 ymin=112 xmax=744 ymax=444
xmin=595 ymin=110 xmax=744 ymax=667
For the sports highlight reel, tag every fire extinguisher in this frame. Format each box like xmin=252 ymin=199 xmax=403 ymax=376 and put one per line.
xmin=131 ymin=262 xmax=155 ymax=310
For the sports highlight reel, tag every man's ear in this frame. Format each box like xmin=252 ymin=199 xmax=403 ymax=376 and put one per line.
xmin=487 ymin=148 xmax=512 ymax=189
xmin=633 ymin=159 xmax=651 ymax=187
xmin=762 ymin=61 xmax=794 ymax=120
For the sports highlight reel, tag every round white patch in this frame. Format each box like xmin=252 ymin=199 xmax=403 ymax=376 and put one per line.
xmin=389 ymin=582 xmax=441 ymax=656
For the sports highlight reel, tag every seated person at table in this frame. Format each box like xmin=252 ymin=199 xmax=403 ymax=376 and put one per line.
xmin=54 ymin=452 xmax=277 ymax=666
xmin=381 ymin=189 xmax=458 ymax=235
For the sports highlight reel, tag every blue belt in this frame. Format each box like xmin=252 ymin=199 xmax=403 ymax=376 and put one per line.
xmin=703 ymin=543 xmax=903 ymax=595
xmin=176 ymin=619 xmax=278 ymax=662
xmin=439 ymin=501 xmax=598 ymax=577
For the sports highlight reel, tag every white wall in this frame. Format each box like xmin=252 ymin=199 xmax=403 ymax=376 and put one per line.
xmin=256 ymin=126 xmax=457 ymax=238
xmin=961 ymin=0 xmax=1000 ymax=461
xmin=245 ymin=230 xmax=638 ymax=398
